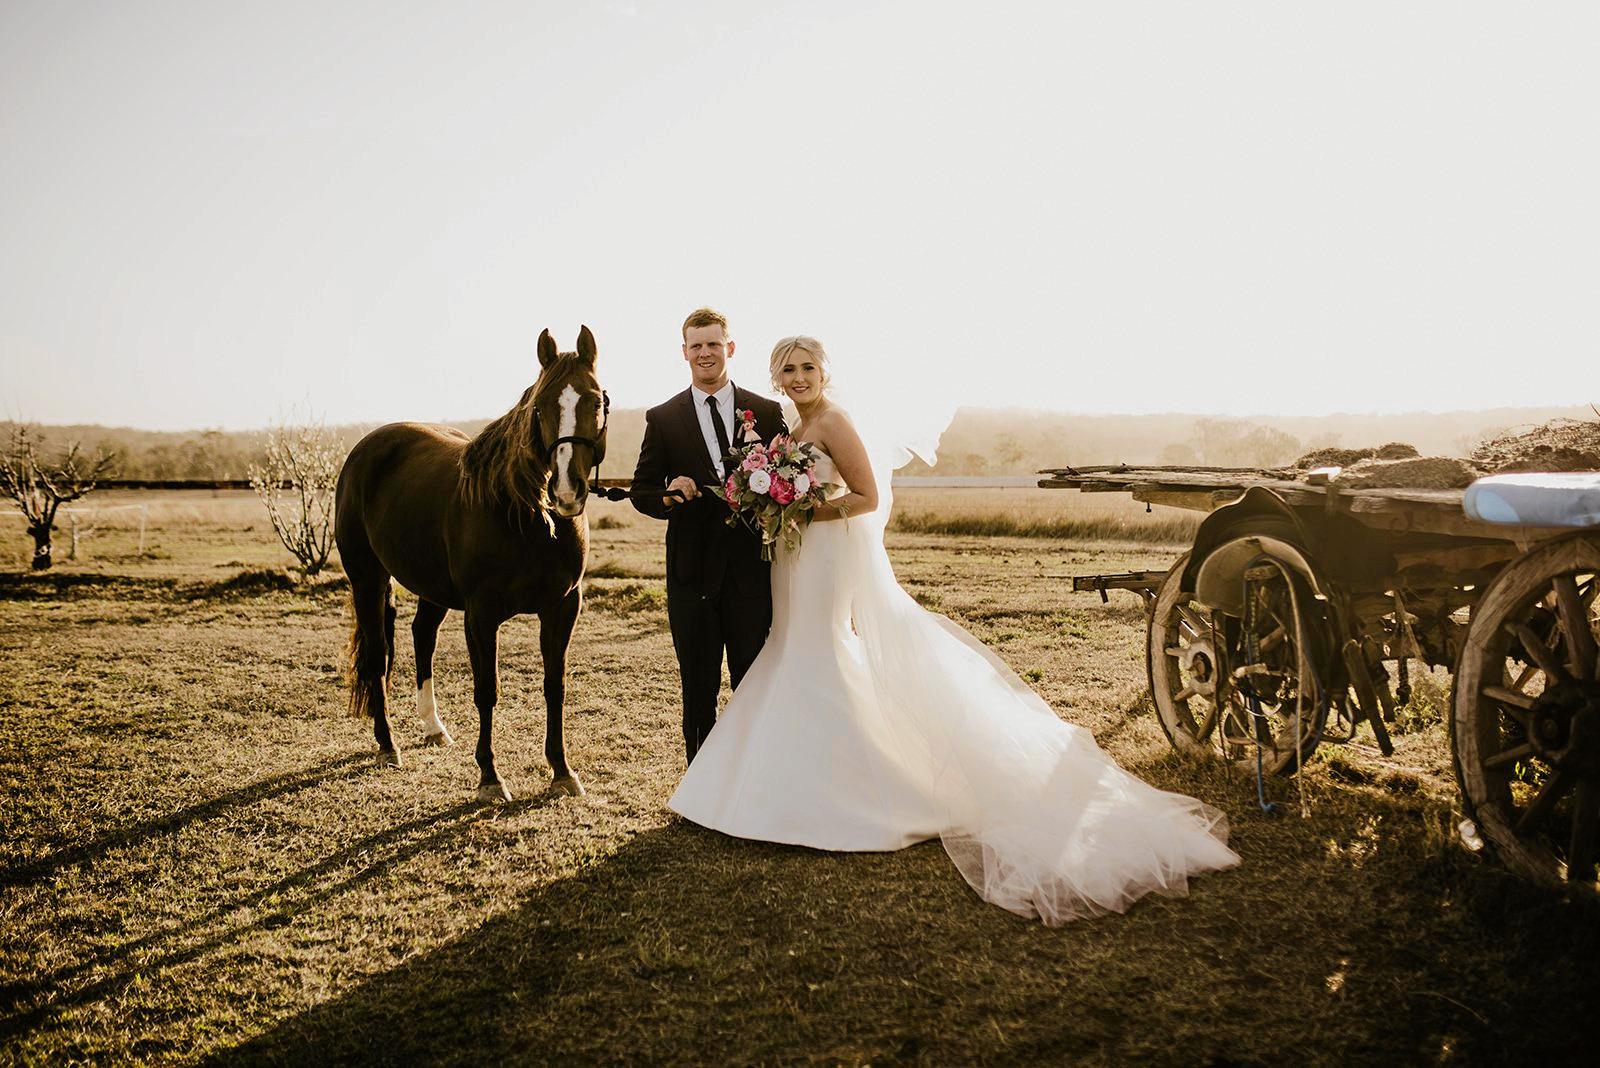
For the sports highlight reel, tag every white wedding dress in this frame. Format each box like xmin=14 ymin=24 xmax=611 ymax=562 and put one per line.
xmin=669 ymin=452 xmax=1240 ymax=925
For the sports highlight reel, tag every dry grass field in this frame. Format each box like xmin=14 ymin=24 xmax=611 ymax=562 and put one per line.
xmin=3 ymin=489 xmax=1598 ymax=1065
xmin=890 ymin=487 xmax=1202 ymax=543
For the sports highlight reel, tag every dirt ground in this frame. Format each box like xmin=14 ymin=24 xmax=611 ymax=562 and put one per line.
xmin=2 ymin=492 xmax=1598 ymax=1065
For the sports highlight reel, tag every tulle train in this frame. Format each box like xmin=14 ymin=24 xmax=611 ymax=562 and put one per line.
xmin=669 ymin=448 xmax=1239 ymax=925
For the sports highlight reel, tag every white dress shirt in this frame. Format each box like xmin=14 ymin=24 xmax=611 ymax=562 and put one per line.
xmin=692 ymin=380 xmax=738 ymax=477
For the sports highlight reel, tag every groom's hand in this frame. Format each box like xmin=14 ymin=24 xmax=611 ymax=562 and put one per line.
xmin=665 ymin=475 xmax=699 ymax=507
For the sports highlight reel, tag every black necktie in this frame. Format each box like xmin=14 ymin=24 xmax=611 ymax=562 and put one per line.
xmin=706 ymin=395 xmax=732 ymax=472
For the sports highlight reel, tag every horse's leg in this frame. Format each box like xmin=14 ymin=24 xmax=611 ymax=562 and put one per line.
xmin=413 ymin=599 xmax=453 ymax=746
xmin=351 ymin=574 xmax=401 ymax=767
xmin=540 ymin=587 xmax=585 ymax=797
xmin=464 ymin=609 xmax=510 ymax=802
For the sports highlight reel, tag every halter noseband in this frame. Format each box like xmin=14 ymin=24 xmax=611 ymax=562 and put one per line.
xmin=539 ymin=389 xmax=611 ymax=466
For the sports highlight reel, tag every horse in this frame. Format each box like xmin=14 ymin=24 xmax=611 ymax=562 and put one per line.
xmin=333 ymin=326 xmax=608 ymax=802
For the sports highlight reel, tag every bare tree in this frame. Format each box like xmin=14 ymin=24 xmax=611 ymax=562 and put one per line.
xmin=0 ymin=426 xmax=118 ymax=570
xmin=249 ymin=418 xmax=342 ymax=576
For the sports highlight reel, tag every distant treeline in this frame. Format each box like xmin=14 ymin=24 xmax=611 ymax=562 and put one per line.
xmin=7 ymin=405 xmax=1590 ymax=480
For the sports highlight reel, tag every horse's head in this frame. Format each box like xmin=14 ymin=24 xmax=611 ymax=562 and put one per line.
xmin=534 ymin=325 xmax=609 ymax=518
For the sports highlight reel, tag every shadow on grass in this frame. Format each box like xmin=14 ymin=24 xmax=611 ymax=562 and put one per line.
xmin=0 ymin=753 xmax=369 ymax=890
xmin=0 ymin=567 xmax=345 ymax=604
xmin=0 ymin=797 xmax=495 ymax=1038
xmin=0 ymin=570 xmax=181 ymax=601
xmin=208 ymin=814 xmax=1600 ymax=1067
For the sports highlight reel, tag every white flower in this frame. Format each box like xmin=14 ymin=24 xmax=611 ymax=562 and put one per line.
xmin=793 ymin=473 xmax=811 ymax=494
xmin=748 ymin=468 xmax=772 ymax=494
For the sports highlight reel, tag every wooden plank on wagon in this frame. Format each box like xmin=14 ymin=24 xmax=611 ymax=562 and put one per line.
xmin=1129 ymin=489 xmax=1226 ymax=513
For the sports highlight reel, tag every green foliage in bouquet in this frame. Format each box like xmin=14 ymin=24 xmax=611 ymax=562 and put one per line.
xmin=709 ymin=418 xmax=842 ymax=562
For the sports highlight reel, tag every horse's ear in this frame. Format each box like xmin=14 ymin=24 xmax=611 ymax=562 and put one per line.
xmin=576 ymin=324 xmax=597 ymax=366
xmin=537 ymin=329 xmax=558 ymax=368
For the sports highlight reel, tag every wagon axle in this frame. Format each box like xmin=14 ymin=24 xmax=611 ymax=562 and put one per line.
xmin=1528 ymin=681 xmax=1600 ymax=777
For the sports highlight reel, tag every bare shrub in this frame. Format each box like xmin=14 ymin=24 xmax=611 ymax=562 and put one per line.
xmin=0 ymin=425 xmax=117 ymax=569
xmin=249 ymin=419 xmax=342 ymax=576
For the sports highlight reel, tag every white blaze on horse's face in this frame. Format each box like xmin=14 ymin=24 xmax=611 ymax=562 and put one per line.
xmin=551 ymin=384 xmax=583 ymax=516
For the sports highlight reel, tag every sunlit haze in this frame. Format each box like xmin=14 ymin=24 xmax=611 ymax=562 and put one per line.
xmin=3 ymin=1 xmax=1595 ymax=430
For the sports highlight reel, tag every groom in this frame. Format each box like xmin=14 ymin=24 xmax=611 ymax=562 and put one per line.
xmin=631 ymin=307 xmax=788 ymax=763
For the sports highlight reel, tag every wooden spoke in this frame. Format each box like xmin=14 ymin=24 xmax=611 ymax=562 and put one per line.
xmin=1553 ymin=575 xmax=1599 ymax=682
xmin=1172 ymin=685 xmax=1197 ymax=703
xmin=1165 ymin=646 xmax=1186 ymax=658
xmin=1510 ymin=662 xmax=1538 ymax=693
xmin=1568 ymin=780 xmax=1599 ymax=884
xmin=1483 ymin=743 xmax=1536 ymax=770
xmin=1508 ymin=621 xmax=1569 ymax=684
xmin=1193 ymin=701 xmax=1220 ymax=743
xmin=1258 ymin=625 xmax=1287 ymax=654
xmin=1483 ymin=685 xmax=1535 ymax=722
xmin=1516 ymin=768 xmax=1575 ymax=836
xmin=1177 ymin=605 xmax=1209 ymax=636
xmin=1176 ymin=618 xmax=1199 ymax=639
xmin=1265 ymin=607 xmax=1292 ymax=637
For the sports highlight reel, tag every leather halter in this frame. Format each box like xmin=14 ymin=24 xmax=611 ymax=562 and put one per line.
xmin=538 ymin=389 xmax=610 ymax=467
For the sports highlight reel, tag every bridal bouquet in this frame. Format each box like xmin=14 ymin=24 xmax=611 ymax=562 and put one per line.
xmin=711 ymin=410 xmax=840 ymax=561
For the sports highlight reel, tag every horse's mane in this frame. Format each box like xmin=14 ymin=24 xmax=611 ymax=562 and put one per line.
xmin=460 ymin=379 xmax=551 ymax=515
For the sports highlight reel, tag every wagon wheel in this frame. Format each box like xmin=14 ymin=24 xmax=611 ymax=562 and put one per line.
xmin=1453 ymin=533 xmax=1600 ymax=893
xmin=1148 ymin=549 xmax=1328 ymax=775
xmin=1148 ymin=553 xmax=1217 ymax=757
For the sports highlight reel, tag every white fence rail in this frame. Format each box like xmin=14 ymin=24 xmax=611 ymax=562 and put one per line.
xmin=1 ymin=504 xmax=148 ymax=558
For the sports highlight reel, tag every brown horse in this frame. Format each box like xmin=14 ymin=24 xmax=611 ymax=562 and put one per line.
xmin=334 ymin=326 xmax=608 ymax=801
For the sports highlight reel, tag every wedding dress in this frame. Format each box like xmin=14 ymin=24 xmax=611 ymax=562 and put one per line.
xmin=668 ymin=451 xmax=1240 ymax=925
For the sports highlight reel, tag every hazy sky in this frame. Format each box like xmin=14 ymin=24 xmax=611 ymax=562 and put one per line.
xmin=2 ymin=1 xmax=1595 ymax=430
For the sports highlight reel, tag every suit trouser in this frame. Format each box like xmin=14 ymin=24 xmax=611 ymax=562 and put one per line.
xmin=666 ymin=579 xmax=772 ymax=763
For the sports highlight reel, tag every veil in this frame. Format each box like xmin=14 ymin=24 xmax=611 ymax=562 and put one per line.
xmin=780 ymin=365 xmax=1237 ymax=924
xmin=779 ymin=365 xmax=954 ymax=538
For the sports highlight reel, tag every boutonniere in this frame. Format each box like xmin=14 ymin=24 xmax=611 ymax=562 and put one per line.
xmin=736 ymin=407 xmax=760 ymax=445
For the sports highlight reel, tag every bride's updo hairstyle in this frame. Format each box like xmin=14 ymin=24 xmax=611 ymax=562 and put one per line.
xmin=769 ymin=335 xmax=832 ymax=395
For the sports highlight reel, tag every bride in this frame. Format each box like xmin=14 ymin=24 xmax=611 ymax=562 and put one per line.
xmin=669 ymin=336 xmax=1240 ymax=925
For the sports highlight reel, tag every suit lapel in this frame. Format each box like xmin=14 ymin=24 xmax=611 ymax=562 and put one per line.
xmin=674 ymin=388 xmax=719 ymax=483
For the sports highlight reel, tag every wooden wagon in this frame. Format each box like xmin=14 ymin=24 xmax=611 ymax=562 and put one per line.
xmin=1041 ymin=464 xmax=1600 ymax=893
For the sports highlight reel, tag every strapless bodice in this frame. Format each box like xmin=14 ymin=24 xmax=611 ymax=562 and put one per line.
xmin=806 ymin=450 xmax=846 ymax=499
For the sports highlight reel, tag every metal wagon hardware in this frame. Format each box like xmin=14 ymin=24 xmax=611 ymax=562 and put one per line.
xmin=1043 ymin=463 xmax=1600 ymax=893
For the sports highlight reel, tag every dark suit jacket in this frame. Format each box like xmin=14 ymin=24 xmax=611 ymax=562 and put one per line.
xmin=630 ymin=386 xmax=787 ymax=598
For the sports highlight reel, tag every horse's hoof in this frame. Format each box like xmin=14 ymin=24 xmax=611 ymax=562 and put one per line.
xmin=423 ymin=730 xmax=454 ymax=747
xmin=477 ymin=781 xmax=512 ymax=803
xmin=551 ymin=774 xmax=585 ymax=798
xmin=375 ymin=749 xmax=402 ymax=768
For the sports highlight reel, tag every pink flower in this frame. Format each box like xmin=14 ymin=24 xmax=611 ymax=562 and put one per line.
xmin=769 ymin=475 xmax=796 ymax=505
xmin=741 ymin=448 xmax=768 ymax=471
xmin=724 ymin=474 xmax=738 ymax=500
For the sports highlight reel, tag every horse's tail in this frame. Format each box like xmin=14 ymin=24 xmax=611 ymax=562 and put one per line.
xmin=345 ymin=580 xmax=397 ymax=719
